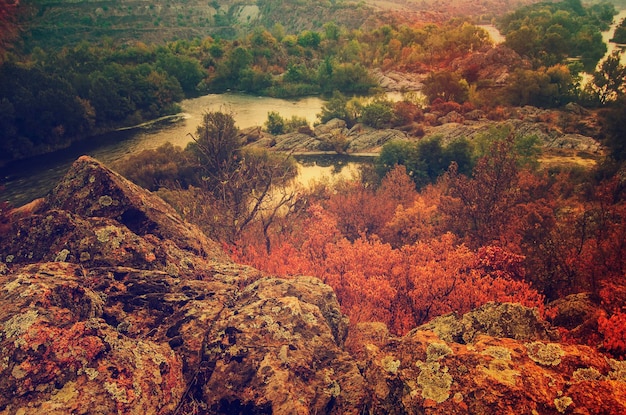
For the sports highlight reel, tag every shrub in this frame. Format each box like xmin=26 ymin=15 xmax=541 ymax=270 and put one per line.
xmin=360 ymin=99 xmax=394 ymax=128
xmin=265 ymin=111 xmax=285 ymax=134
xmin=393 ymin=101 xmax=423 ymax=126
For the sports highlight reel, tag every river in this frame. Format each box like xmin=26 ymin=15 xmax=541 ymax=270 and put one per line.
xmin=601 ymin=9 xmax=626 ymax=66
xmin=0 ymin=94 xmax=367 ymax=207
xmin=4 ymin=15 xmax=624 ymax=207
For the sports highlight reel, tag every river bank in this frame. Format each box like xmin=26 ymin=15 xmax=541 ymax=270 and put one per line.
xmin=0 ymin=93 xmax=328 ymax=207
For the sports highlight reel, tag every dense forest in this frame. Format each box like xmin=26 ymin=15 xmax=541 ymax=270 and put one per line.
xmin=2 ymin=0 xmax=626 ymax=362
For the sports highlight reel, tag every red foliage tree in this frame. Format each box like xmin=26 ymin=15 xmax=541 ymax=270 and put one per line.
xmin=234 ymin=210 xmax=544 ymax=335
xmin=323 ymin=165 xmax=417 ymax=241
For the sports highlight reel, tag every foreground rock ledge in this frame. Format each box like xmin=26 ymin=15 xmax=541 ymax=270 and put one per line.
xmin=0 ymin=156 xmax=624 ymax=415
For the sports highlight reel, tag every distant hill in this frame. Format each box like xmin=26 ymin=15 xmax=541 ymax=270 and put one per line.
xmin=18 ymin=0 xmax=544 ymax=50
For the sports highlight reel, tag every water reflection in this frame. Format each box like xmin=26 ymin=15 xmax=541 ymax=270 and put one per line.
xmin=293 ymin=154 xmax=375 ymax=186
xmin=0 ymin=93 xmax=326 ymax=207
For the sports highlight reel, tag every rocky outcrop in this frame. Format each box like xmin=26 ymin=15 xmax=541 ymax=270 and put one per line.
xmin=251 ymin=118 xmax=408 ymax=153
xmin=423 ymin=113 xmax=602 ymax=153
xmin=249 ymin=105 xmax=601 ymax=156
xmin=370 ymin=68 xmax=426 ymax=91
xmin=0 ymin=157 xmax=361 ymax=414
xmin=451 ymin=45 xmax=532 ymax=86
xmin=1 ymin=156 xmax=625 ymax=414
xmin=415 ymin=302 xmax=559 ymax=344
xmin=346 ymin=321 xmax=626 ymax=414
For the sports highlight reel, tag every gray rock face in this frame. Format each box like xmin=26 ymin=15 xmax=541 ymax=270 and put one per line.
xmin=251 ymin=118 xmax=408 ymax=153
xmin=346 ymin=128 xmax=407 ymax=152
xmin=370 ymin=68 xmax=426 ymax=91
xmin=424 ymin=115 xmax=602 ymax=153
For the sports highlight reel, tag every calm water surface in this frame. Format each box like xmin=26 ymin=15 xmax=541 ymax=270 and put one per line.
xmin=0 ymin=93 xmax=369 ymax=207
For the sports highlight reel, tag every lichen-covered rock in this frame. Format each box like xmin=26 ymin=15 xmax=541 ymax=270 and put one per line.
xmin=548 ymin=292 xmax=600 ymax=330
xmin=314 ymin=118 xmax=348 ymax=136
xmin=1 ymin=156 xmax=625 ymax=415
xmin=44 ymin=155 xmax=228 ymax=263
xmin=417 ymin=302 xmax=559 ymax=344
xmin=346 ymin=324 xmax=626 ymax=414
xmin=199 ymin=276 xmax=367 ymax=414
xmin=0 ymin=262 xmax=185 ymax=415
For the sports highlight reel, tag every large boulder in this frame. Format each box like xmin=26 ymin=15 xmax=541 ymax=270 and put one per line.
xmin=0 ymin=157 xmax=370 ymax=414
xmin=346 ymin=315 xmax=626 ymax=414
xmin=0 ymin=262 xmax=186 ymax=415
xmin=43 ymin=155 xmax=228 ymax=264
xmin=199 ymin=277 xmax=366 ymax=414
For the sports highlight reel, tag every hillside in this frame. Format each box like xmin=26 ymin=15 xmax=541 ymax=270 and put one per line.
xmin=17 ymin=0 xmax=542 ymax=50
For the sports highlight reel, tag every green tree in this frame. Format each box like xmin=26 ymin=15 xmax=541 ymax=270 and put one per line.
xmin=600 ymin=96 xmax=626 ymax=163
xmin=422 ymin=71 xmax=469 ymax=104
xmin=112 ymin=142 xmax=196 ymax=191
xmin=360 ymin=99 xmax=394 ymax=128
xmin=376 ymin=137 xmax=474 ymax=189
xmin=592 ymin=51 xmax=626 ymax=105
xmin=297 ymin=30 xmax=322 ymax=48
xmin=318 ymin=91 xmax=350 ymax=124
xmin=323 ymin=22 xmax=340 ymax=41
xmin=612 ymin=18 xmax=626 ymax=44
xmin=265 ymin=111 xmax=285 ymax=134
xmin=505 ymin=68 xmax=551 ymax=107
xmin=505 ymin=25 xmax=539 ymax=58
xmin=239 ymin=68 xmax=273 ymax=93
xmin=156 ymin=53 xmax=205 ymax=94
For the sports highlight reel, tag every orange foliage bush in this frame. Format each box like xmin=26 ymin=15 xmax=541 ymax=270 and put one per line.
xmin=429 ymin=98 xmax=462 ymax=114
xmin=234 ymin=203 xmax=544 ymax=335
xmin=232 ymin=152 xmax=626 ymax=351
xmin=322 ymin=166 xmax=417 ymax=241
xmin=379 ymin=185 xmax=442 ymax=247
xmin=393 ymin=101 xmax=424 ymax=126
xmin=598 ymin=311 xmax=626 ymax=358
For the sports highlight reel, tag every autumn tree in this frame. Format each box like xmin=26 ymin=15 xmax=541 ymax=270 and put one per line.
xmin=590 ymin=51 xmax=626 ymax=105
xmin=441 ymin=134 xmax=541 ymax=249
xmin=393 ymin=234 xmax=544 ymax=332
xmin=599 ymin=96 xmax=626 ymax=163
xmin=537 ymin=174 xmax=626 ymax=354
xmin=233 ymin=202 xmax=544 ymax=335
xmin=322 ymin=165 xmax=417 ymax=241
xmin=380 ymin=184 xmax=443 ymax=247
xmin=422 ymin=71 xmax=469 ymax=104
